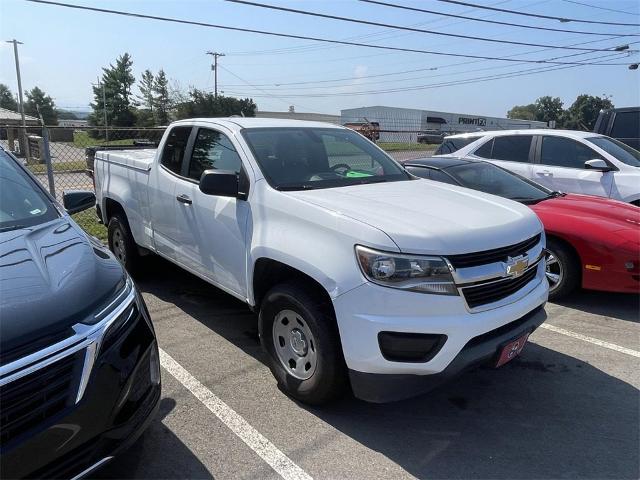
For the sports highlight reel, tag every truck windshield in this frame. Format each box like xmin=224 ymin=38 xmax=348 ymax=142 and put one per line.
xmin=0 ymin=150 xmax=58 ymax=232
xmin=241 ymin=127 xmax=410 ymax=190
xmin=585 ymin=136 xmax=640 ymax=167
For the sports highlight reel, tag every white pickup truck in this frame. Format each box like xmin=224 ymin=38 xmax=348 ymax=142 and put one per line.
xmin=94 ymin=118 xmax=548 ymax=404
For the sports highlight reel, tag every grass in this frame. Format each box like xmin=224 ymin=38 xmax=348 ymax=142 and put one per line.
xmin=73 ymin=209 xmax=107 ymax=242
xmin=378 ymin=142 xmax=436 ymax=152
xmin=72 ymin=130 xmax=137 ymax=148
xmin=27 ymin=161 xmax=87 ymax=174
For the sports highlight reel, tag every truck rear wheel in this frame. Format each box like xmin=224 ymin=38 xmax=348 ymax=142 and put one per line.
xmin=108 ymin=214 xmax=141 ymax=274
xmin=259 ymin=282 xmax=347 ymax=405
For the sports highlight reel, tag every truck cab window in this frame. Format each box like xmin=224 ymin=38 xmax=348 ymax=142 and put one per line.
xmin=160 ymin=126 xmax=192 ymax=175
xmin=187 ymin=128 xmax=241 ymax=181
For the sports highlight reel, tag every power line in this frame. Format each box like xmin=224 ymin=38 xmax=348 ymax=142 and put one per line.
xmin=359 ymin=0 xmax=639 ymax=36
xmin=560 ymin=0 xmax=638 ymax=16
xmin=217 ymin=65 xmax=323 ymax=113
xmin=225 ymin=0 xmax=527 ymax=57
xmin=223 ymin=51 xmax=625 ymax=98
xmin=220 ymin=35 xmax=636 ymax=88
xmin=434 ymin=0 xmax=640 ymax=27
xmin=26 ymin=0 xmax=634 ymax=66
xmin=225 ymin=0 xmax=628 ymax=52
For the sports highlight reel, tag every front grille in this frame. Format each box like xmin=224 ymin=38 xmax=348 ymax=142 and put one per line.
xmin=461 ymin=265 xmax=539 ymax=309
xmin=0 ymin=352 xmax=80 ymax=446
xmin=0 ymin=329 xmax=74 ymax=367
xmin=448 ymin=234 xmax=541 ymax=269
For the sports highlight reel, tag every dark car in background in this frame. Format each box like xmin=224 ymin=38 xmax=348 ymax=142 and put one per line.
xmin=0 ymin=147 xmax=160 ymax=479
xmin=594 ymin=107 xmax=640 ymax=150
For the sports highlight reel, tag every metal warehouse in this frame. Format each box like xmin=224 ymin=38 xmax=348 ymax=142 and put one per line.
xmin=341 ymin=106 xmax=547 ymax=142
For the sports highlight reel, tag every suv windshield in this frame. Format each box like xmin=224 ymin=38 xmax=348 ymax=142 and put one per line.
xmin=242 ymin=127 xmax=410 ymax=190
xmin=0 ymin=150 xmax=58 ymax=231
xmin=447 ymin=161 xmax=552 ymax=203
xmin=585 ymin=136 xmax=640 ymax=167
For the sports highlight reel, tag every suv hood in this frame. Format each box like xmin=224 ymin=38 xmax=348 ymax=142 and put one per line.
xmin=0 ymin=218 xmax=125 ymax=365
xmin=287 ymin=179 xmax=542 ymax=254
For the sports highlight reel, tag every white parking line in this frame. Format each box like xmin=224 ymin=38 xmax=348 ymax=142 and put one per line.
xmin=539 ymin=323 xmax=640 ymax=358
xmin=159 ymin=348 xmax=313 ymax=480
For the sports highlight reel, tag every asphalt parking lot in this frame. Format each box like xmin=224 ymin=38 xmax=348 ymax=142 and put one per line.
xmin=96 ymin=257 xmax=639 ymax=480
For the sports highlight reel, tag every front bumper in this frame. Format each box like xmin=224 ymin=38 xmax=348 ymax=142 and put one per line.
xmin=348 ymin=306 xmax=546 ymax=402
xmin=0 ymin=307 xmax=161 ymax=479
xmin=332 ymin=262 xmax=548 ymax=402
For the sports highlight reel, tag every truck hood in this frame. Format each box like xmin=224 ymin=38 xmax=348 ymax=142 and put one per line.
xmin=286 ymin=179 xmax=541 ymax=254
xmin=0 ymin=218 xmax=125 ymax=366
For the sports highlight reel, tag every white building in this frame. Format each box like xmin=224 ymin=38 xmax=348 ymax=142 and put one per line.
xmin=341 ymin=106 xmax=547 ymax=142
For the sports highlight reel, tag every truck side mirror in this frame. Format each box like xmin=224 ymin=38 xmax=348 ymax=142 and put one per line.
xmin=63 ymin=190 xmax=96 ymax=214
xmin=199 ymin=170 xmax=240 ymax=198
xmin=584 ymin=159 xmax=613 ymax=171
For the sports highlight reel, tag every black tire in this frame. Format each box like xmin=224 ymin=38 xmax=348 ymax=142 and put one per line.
xmin=107 ymin=213 xmax=141 ymax=274
xmin=259 ymin=282 xmax=348 ymax=405
xmin=545 ymin=237 xmax=580 ymax=301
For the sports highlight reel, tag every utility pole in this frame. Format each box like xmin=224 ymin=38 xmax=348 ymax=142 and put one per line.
xmin=6 ymin=39 xmax=28 ymax=157
xmin=93 ymin=77 xmax=108 ymax=141
xmin=206 ymin=51 xmax=225 ymax=98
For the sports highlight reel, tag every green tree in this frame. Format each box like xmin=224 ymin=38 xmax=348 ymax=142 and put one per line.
xmin=507 ymin=103 xmax=537 ymax=121
xmin=563 ymin=94 xmax=614 ymax=131
xmin=153 ymin=69 xmax=171 ymax=125
xmin=534 ymin=96 xmax=564 ymax=124
xmin=56 ymin=109 xmax=79 ymax=120
xmin=0 ymin=83 xmax=17 ymax=111
xmin=89 ymin=53 xmax=136 ymax=131
xmin=175 ymin=89 xmax=256 ymax=119
xmin=136 ymin=69 xmax=155 ymax=111
xmin=24 ymin=86 xmax=58 ymax=125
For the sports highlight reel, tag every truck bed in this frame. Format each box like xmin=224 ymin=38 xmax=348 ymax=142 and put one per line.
xmin=95 ymin=149 xmax=157 ymax=171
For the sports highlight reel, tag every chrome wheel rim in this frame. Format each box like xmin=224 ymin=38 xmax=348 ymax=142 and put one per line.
xmin=272 ymin=309 xmax=317 ymax=380
xmin=112 ymin=227 xmax=127 ymax=265
xmin=545 ymin=250 xmax=563 ymax=292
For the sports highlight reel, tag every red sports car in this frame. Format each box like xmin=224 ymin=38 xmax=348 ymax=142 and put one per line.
xmin=404 ymin=157 xmax=640 ymax=300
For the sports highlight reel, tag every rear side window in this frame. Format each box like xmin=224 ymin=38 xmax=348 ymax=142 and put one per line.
xmin=487 ymin=136 xmax=533 ymax=162
xmin=540 ymin=136 xmax=602 ymax=169
xmin=610 ymin=111 xmax=640 ymax=139
xmin=160 ymin=126 xmax=192 ymax=175
xmin=187 ymin=128 xmax=241 ymax=181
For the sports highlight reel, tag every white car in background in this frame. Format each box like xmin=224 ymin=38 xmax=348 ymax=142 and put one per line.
xmin=435 ymin=129 xmax=640 ymax=205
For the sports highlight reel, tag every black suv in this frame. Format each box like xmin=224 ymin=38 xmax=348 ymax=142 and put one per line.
xmin=0 ymin=147 xmax=160 ymax=478
xmin=594 ymin=107 xmax=640 ymax=149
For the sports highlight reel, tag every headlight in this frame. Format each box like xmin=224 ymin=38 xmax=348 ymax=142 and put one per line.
xmin=355 ymin=246 xmax=458 ymax=295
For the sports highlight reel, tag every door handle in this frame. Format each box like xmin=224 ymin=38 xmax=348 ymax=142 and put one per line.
xmin=537 ymin=170 xmax=552 ymax=177
xmin=176 ymin=194 xmax=192 ymax=205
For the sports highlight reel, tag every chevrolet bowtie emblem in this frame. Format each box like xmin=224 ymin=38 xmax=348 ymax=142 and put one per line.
xmin=505 ymin=256 xmax=529 ymax=278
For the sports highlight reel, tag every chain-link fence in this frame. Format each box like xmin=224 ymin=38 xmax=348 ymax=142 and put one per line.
xmin=1 ymin=125 xmax=165 ymax=241
xmin=2 ymin=120 xmax=441 ymax=241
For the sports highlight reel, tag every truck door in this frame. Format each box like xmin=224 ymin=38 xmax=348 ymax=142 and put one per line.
xmin=173 ymin=126 xmax=249 ymax=298
xmin=532 ymin=135 xmax=613 ymax=198
xmin=148 ymin=126 xmax=193 ymax=259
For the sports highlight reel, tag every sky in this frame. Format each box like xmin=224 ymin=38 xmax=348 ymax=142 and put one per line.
xmin=1 ymin=0 xmax=639 ymax=117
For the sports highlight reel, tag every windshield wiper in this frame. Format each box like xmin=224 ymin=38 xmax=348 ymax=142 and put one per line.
xmin=276 ymin=184 xmax=320 ymax=191
xmin=0 ymin=225 xmax=27 ymax=232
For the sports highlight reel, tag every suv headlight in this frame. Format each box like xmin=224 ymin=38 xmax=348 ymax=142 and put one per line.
xmin=355 ymin=246 xmax=458 ymax=295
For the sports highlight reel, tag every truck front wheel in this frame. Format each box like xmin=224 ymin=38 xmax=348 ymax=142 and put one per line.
xmin=259 ymin=283 xmax=347 ymax=405
xmin=108 ymin=214 xmax=141 ymax=274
